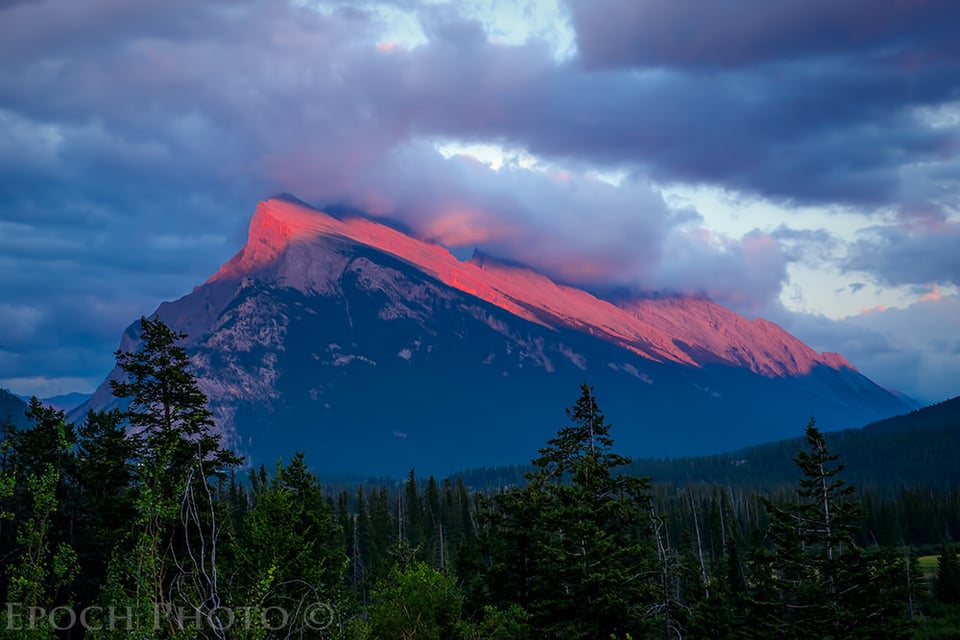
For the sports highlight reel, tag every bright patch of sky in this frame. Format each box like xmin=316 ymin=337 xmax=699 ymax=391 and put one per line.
xmin=435 ymin=140 xmax=626 ymax=187
xmin=435 ymin=140 xmax=539 ymax=171
xmin=661 ymin=185 xmax=957 ymax=318
xmin=914 ymin=101 xmax=960 ymax=129
xmin=452 ymin=0 xmax=576 ymax=58
xmin=296 ymin=0 xmax=575 ymax=58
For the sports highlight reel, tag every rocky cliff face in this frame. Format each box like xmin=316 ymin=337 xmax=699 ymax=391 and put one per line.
xmin=76 ymin=197 xmax=913 ymax=476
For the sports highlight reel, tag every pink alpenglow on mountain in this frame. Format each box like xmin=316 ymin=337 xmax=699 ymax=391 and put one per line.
xmin=211 ymin=198 xmax=853 ymax=378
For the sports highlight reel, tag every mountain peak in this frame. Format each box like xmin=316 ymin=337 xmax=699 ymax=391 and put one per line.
xmin=208 ymin=198 xmax=346 ymax=283
xmin=203 ymin=197 xmax=858 ymax=379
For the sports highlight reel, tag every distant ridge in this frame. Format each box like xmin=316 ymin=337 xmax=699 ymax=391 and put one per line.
xmin=456 ymin=396 xmax=960 ymax=491
xmin=0 ymin=388 xmax=29 ymax=429
xmin=861 ymin=395 xmax=960 ymax=434
xmin=13 ymin=391 xmax=92 ymax=413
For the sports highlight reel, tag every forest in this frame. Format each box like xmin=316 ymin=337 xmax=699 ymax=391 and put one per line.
xmin=1 ymin=317 xmax=959 ymax=639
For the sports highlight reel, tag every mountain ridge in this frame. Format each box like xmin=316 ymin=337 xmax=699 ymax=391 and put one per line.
xmin=74 ymin=197 xmax=913 ymax=475
xmin=210 ymin=198 xmax=855 ymax=377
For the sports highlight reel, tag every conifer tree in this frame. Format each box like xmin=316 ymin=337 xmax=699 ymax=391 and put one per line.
xmin=403 ymin=469 xmax=425 ymax=556
xmin=98 ymin=316 xmax=241 ymax=637
xmin=0 ymin=425 xmax=12 ymax=522
xmin=71 ymin=409 xmax=137 ymax=606
xmin=752 ymin=419 xmax=911 ymax=639
xmin=111 ymin=316 xmax=241 ymax=490
xmin=484 ymin=383 xmax=659 ymax=639
xmin=235 ymin=452 xmax=347 ymax=631
xmin=367 ymin=486 xmax=393 ymax=581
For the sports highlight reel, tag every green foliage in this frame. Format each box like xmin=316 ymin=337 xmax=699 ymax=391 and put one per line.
xmin=4 ymin=401 xmax=77 ymax=639
xmin=368 ymin=562 xmax=464 ymax=640
xmin=914 ymin=602 xmax=960 ymax=639
xmin=100 ymin=316 xmax=242 ymax=637
xmin=0 ymin=428 xmax=13 ymax=519
xmin=111 ymin=316 xmax=241 ymax=495
xmin=231 ymin=453 xmax=347 ymax=635
xmin=468 ymin=604 xmax=531 ymax=640
xmin=71 ymin=409 xmax=137 ymax=603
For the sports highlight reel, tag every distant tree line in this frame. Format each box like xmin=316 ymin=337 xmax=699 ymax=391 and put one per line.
xmin=1 ymin=317 xmax=959 ymax=638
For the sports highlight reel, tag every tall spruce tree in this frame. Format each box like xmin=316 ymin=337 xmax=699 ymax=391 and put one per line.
xmin=111 ymin=316 xmax=241 ymax=487
xmin=484 ymin=384 xmax=659 ymax=639
xmin=750 ymin=419 xmax=910 ymax=639
xmin=97 ymin=316 xmax=241 ymax=637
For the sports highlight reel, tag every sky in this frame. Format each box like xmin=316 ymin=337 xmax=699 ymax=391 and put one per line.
xmin=0 ymin=0 xmax=958 ymax=404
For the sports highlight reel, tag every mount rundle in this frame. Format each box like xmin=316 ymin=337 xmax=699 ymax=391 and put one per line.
xmin=76 ymin=197 xmax=911 ymax=475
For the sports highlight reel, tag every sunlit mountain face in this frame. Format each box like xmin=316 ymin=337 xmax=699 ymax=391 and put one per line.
xmin=210 ymin=198 xmax=854 ymax=376
xmin=76 ymin=197 xmax=913 ymax=476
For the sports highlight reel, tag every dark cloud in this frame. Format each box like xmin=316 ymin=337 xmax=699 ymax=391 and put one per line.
xmin=567 ymin=0 xmax=960 ymax=70
xmin=3 ymin=0 xmax=956 ymax=209
xmin=845 ymin=218 xmax=960 ymax=287
xmin=348 ymin=34 xmax=958 ymax=206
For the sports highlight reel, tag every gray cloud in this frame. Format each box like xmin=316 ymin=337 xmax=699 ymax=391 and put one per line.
xmin=845 ymin=218 xmax=960 ymax=287
xmin=566 ymin=0 xmax=960 ymax=69
xmin=769 ymin=295 xmax=960 ymax=404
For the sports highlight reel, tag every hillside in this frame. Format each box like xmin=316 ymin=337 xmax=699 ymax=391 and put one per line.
xmin=862 ymin=395 xmax=960 ymax=434
xmin=458 ymin=395 xmax=960 ymax=491
xmin=0 ymin=388 xmax=29 ymax=429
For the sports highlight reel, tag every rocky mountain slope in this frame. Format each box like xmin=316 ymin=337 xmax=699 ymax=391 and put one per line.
xmin=76 ymin=197 xmax=914 ymax=475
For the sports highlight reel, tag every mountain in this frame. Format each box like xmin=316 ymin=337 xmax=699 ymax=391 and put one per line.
xmin=76 ymin=197 xmax=914 ymax=476
xmin=861 ymin=395 xmax=960 ymax=434
xmin=43 ymin=392 xmax=92 ymax=412
xmin=0 ymin=388 xmax=29 ymax=429
xmin=634 ymin=394 xmax=960 ymax=491
xmin=15 ymin=391 xmax=92 ymax=413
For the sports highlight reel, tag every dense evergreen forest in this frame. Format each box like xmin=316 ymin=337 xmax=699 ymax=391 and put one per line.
xmin=1 ymin=317 xmax=959 ymax=638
